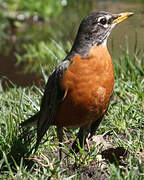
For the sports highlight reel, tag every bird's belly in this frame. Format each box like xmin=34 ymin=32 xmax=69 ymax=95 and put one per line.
xmin=54 ymin=78 xmax=113 ymax=128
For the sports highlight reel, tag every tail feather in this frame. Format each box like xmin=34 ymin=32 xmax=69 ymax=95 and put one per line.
xmin=21 ymin=112 xmax=40 ymax=128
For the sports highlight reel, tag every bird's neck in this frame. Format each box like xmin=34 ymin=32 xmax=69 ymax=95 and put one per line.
xmin=65 ymin=35 xmax=109 ymax=60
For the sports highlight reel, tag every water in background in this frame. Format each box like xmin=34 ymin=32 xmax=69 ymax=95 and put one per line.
xmin=0 ymin=0 xmax=144 ymax=87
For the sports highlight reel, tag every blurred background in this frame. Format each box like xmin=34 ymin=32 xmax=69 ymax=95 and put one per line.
xmin=0 ymin=0 xmax=143 ymax=88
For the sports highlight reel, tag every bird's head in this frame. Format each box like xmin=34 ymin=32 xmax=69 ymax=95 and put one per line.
xmin=78 ymin=11 xmax=134 ymax=46
xmin=71 ymin=11 xmax=134 ymax=57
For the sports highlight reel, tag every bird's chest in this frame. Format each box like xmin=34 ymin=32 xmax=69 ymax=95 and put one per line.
xmin=61 ymin=46 xmax=114 ymax=114
xmin=55 ymin=46 xmax=114 ymax=127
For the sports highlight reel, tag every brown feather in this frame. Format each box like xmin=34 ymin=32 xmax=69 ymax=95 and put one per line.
xmin=54 ymin=45 xmax=114 ymax=128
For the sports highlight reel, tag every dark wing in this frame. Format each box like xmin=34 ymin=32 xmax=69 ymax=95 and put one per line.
xmin=35 ymin=60 xmax=71 ymax=150
xmin=21 ymin=112 xmax=39 ymax=128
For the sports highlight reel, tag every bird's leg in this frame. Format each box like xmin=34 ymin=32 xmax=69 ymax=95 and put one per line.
xmin=57 ymin=127 xmax=63 ymax=160
xmin=72 ymin=125 xmax=91 ymax=153
xmin=86 ymin=137 xmax=90 ymax=151
xmin=72 ymin=116 xmax=103 ymax=153
xmin=89 ymin=116 xmax=103 ymax=139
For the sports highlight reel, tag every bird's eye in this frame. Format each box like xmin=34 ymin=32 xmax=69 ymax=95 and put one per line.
xmin=99 ymin=18 xmax=107 ymax=25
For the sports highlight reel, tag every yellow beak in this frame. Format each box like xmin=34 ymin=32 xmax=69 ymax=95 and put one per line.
xmin=113 ymin=12 xmax=134 ymax=24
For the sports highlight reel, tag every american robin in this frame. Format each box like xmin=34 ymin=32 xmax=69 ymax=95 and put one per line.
xmin=21 ymin=11 xmax=133 ymax=157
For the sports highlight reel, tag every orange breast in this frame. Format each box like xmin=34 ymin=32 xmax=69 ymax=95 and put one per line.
xmin=54 ymin=46 xmax=114 ymax=128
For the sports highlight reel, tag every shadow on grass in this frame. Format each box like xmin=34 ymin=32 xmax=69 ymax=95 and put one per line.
xmin=0 ymin=127 xmax=36 ymax=173
xmin=101 ymin=147 xmax=128 ymax=164
xmin=0 ymin=126 xmax=129 ymax=177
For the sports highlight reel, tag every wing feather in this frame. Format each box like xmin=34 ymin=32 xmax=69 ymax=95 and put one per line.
xmin=35 ymin=60 xmax=71 ymax=149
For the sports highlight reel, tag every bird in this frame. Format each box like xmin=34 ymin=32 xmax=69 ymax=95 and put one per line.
xmin=21 ymin=11 xmax=133 ymax=157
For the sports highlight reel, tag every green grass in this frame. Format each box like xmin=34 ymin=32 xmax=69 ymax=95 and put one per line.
xmin=0 ymin=45 xmax=144 ymax=179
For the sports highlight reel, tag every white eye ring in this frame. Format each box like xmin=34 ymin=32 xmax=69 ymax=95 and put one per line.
xmin=97 ymin=16 xmax=110 ymax=28
xmin=98 ymin=17 xmax=107 ymax=25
